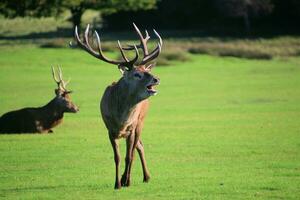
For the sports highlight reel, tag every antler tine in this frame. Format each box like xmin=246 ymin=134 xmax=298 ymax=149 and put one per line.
xmin=153 ymin=29 xmax=163 ymax=47
xmin=94 ymin=30 xmax=137 ymax=66
xmin=58 ymin=66 xmax=67 ymax=90
xmin=65 ymin=78 xmax=71 ymax=86
xmin=117 ymin=41 xmax=140 ymax=67
xmin=139 ymin=28 xmax=162 ymax=65
xmin=51 ymin=66 xmax=71 ymax=91
xmin=75 ymin=25 xmax=139 ymax=68
xmin=52 ymin=66 xmax=60 ymax=86
xmin=140 ymin=43 xmax=162 ymax=65
xmin=129 ymin=45 xmax=140 ymax=66
xmin=84 ymin=24 xmax=90 ymax=45
xmin=117 ymin=40 xmax=129 ymax=62
xmin=61 ymin=77 xmax=71 ymax=90
xmin=133 ymin=23 xmax=150 ymax=55
xmin=58 ymin=66 xmax=63 ymax=81
xmin=58 ymin=66 xmax=71 ymax=91
xmin=75 ymin=25 xmax=101 ymax=60
xmin=126 ymin=23 xmax=162 ymax=65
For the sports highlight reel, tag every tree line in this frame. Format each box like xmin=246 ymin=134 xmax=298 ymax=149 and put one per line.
xmin=102 ymin=0 xmax=300 ymax=34
xmin=1 ymin=0 xmax=299 ymax=34
xmin=0 ymin=0 xmax=156 ymax=29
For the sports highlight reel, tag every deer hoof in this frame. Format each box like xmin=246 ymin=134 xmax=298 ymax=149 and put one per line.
xmin=114 ymin=182 xmax=121 ymax=189
xmin=143 ymin=175 xmax=150 ymax=183
xmin=121 ymin=175 xmax=130 ymax=187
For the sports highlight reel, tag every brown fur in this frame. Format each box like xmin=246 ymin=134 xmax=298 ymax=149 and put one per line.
xmin=100 ymin=66 xmax=159 ymax=189
xmin=74 ymin=24 xmax=162 ymax=189
xmin=0 ymin=89 xmax=78 ymax=134
xmin=0 ymin=67 xmax=79 ymax=134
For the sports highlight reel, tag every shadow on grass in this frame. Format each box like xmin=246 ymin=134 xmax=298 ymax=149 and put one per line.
xmin=0 ymin=28 xmax=72 ymax=40
xmin=2 ymin=26 xmax=297 ymax=41
xmin=0 ymin=183 xmax=110 ymax=193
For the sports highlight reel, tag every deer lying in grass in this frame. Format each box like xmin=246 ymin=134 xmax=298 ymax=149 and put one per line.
xmin=74 ymin=23 xmax=162 ymax=189
xmin=0 ymin=67 xmax=79 ymax=134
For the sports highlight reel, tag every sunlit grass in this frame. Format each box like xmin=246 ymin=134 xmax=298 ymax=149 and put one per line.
xmin=0 ymin=46 xmax=300 ymax=199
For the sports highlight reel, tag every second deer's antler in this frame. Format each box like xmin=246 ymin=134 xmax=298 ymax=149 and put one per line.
xmin=52 ymin=66 xmax=70 ymax=91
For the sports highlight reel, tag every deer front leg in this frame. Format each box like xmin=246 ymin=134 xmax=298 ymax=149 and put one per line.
xmin=136 ymin=139 xmax=150 ymax=182
xmin=121 ymin=133 xmax=136 ymax=187
xmin=109 ymin=134 xmax=121 ymax=189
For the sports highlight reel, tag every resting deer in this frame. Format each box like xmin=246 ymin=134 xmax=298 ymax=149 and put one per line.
xmin=0 ymin=67 xmax=79 ymax=134
xmin=74 ymin=23 xmax=162 ymax=189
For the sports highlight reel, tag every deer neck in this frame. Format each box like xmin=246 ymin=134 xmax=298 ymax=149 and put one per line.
xmin=115 ymin=79 xmax=142 ymax=110
xmin=40 ymin=98 xmax=64 ymax=127
xmin=111 ymin=79 xmax=143 ymax=125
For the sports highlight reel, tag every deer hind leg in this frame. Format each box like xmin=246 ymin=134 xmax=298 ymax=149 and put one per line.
xmin=121 ymin=133 xmax=137 ymax=187
xmin=109 ymin=134 xmax=121 ymax=189
xmin=136 ymin=139 xmax=150 ymax=182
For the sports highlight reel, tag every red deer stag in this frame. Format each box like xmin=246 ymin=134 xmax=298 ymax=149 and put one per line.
xmin=0 ymin=67 xmax=79 ymax=134
xmin=74 ymin=23 xmax=162 ymax=189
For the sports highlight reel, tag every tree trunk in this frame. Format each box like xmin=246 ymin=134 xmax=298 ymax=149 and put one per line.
xmin=243 ymin=12 xmax=251 ymax=34
xmin=70 ymin=7 xmax=84 ymax=30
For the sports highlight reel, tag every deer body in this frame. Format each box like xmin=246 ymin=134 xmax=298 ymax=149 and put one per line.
xmin=0 ymin=99 xmax=64 ymax=133
xmin=0 ymin=67 xmax=78 ymax=134
xmin=101 ymin=81 xmax=149 ymax=139
xmin=75 ymin=23 xmax=162 ymax=189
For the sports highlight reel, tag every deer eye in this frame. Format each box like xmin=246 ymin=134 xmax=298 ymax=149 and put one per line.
xmin=134 ymin=73 xmax=142 ymax=79
xmin=61 ymin=92 xmax=69 ymax=98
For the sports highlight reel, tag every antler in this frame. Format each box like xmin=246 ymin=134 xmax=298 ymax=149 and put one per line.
xmin=52 ymin=66 xmax=70 ymax=91
xmin=74 ymin=24 xmax=139 ymax=70
xmin=123 ymin=23 xmax=163 ymax=67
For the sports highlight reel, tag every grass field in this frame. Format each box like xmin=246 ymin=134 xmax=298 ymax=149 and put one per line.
xmin=0 ymin=45 xmax=300 ymax=199
xmin=1 ymin=14 xmax=300 ymax=199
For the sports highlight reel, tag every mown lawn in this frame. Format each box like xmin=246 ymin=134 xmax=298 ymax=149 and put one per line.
xmin=0 ymin=46 xmax=300 ymax=199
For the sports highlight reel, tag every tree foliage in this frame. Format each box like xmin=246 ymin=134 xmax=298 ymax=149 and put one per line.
xmin=215 ymin=0 xmax=273 ymax=18
xmin=104 ymin=0 xmax=157 ymax=12
xmin=103 ymin=0 xmax=300 ymax=34
xmin=0 ymin=0 xmax=61 ymax=18
xmin=214 ymin=0 xmax=273 ymax=33
xmin=0 ymin=0 xmax=299 ymax=34
xmin=0 ymin=0 xmax=158 ymax=29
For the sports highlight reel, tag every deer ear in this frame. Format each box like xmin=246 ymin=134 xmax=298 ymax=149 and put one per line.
xmin=118 ymin=67 xmax=124 ymax=75
xmin=146 ymin=63 xmax=155 ymax=71
xmin=55 ymin=89 xmax=63 ymax=96
xmin=118 ymin=65 xmax=129 ymax=75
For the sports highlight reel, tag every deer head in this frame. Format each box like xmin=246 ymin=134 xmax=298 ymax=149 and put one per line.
xmin=74 ymin=23 xmax=162 ymax=101
xmin=51 ymin=67 xmax=79 ymax=113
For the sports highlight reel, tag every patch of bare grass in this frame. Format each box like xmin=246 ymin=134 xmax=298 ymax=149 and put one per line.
xmin=156 ymin=49 xmax=190 ymax=66
xmin=40 ymin=39 xmax=68 ymax=48
xmin=186 ymin=37 xmax=300 ymax=60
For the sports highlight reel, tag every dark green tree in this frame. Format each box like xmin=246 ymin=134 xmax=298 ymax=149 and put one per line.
xmin=66 ymin=0 xmax=157 ymax=28
xmin=0 ymin=0 xmax=157 ymax=29
xmin=0 ymin=0 xmax=61 ymax=18
xmin=214 ymin=0 xmax=273 ymax=33
xmin=62 ymin=0 xmax=98 ymax=29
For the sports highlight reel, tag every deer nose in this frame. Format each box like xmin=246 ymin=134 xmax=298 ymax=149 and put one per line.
xmin=153 ymin=77 xmax=160 ymax=84
xmin=71 ymin=105 xmax=79 ymax=113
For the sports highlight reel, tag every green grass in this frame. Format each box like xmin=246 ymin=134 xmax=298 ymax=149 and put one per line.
xmin=0 ymin=45 xmax=300 ymax=199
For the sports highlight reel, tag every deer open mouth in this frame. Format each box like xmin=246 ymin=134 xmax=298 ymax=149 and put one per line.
xmin=146 ymin=83 xmax=159 ymax=96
